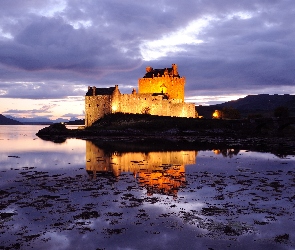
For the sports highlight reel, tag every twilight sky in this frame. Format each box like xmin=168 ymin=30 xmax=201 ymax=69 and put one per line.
xmin=0 ymin=0 xmax=295 ymax=120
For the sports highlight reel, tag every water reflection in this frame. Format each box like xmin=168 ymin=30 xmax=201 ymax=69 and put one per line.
xmin=213 ymin=148 xmax=240 ymax=157
xmin=1 ymin=126 xmax=295 ymax=249
xmin=86 ymin=141 xmax=197 ymax=196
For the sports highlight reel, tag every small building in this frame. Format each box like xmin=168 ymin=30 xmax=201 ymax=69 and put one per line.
xmin=85 ymin=64 xmax=195 ymax=127
xmin=212 ymin=110 xmax=222 ymax=119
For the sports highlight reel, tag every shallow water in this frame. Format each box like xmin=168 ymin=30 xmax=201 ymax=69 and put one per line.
xmin=0 ymin=125 xmax=294 ymax=249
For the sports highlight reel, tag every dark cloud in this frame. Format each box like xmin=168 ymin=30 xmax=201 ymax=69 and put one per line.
xmin=0 ymin=0 xmax=294 ymax=102
xmin=0 ymin=16 xmax=141 ymax=73
xmin=0 ymin=81 xmax=86 ymax=99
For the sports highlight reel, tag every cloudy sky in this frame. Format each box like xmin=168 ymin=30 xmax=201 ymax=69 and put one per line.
xmin=0 ymin=0 xmax=294 ymax=120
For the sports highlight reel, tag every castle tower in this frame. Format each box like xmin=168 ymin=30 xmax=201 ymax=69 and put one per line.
xmin=85 ymin=86 xmax=115 ymax=127
xmin=138 ymin=64 xmax=185 ymax=101
xmin=111 ymin=85 xmax=121 ymax=113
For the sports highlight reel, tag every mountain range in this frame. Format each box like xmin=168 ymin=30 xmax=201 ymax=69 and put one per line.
xmin=5 ymin=115 xmax=80 ymax=124
xmin=0 ymin=114 xmax=23 ymax=125
xmin=0 ymin=115 xmax=83 ymax=125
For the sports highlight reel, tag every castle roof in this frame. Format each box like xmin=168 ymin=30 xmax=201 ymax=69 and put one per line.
xmin=86 ymin=87 xmax=115 ymax=96
xmin=143 ymin=67 xmax=180 ymax=78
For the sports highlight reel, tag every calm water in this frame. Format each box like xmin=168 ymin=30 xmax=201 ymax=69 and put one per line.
xmin=0 ymin=125 xmax=294 ymax=250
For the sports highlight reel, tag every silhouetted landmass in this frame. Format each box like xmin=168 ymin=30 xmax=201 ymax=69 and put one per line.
xmin=66 ymin=119 xmax=85 ymax=125
xmin=36 ymin=113 xmax=295 ymax=156
xmin=22 ymin=122 xmax=54 ymax=125
xmin=197 ymin=94 xmax=295 ymax=118
xmin=4 ymin=115 xmax=85 ymax=125
xmin=0 ymin=114 xmax=23 ymax=125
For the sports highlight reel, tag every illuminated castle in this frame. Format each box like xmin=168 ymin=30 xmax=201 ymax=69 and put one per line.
xmin=85 ymin=64 xmax=195 ymax=127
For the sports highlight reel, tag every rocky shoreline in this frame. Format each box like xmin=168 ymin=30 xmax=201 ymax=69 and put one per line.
xmin=36 ymin=114 xmax=295 ymax=156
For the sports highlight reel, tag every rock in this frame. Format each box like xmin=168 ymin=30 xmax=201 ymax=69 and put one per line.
xmin=36 ymin=123 xmax=69 ymax=143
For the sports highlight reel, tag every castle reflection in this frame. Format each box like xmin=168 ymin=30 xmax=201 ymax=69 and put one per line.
xmin=86 ymin=141 xmax=197 ymax=197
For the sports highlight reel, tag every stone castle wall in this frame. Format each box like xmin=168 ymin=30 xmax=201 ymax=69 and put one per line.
xmin=138 ymin=76 xmax=185 ymax=101
xmin=114 ymin=93 xmax=194 ymax=118
xmin=85 ymin=95 xmax=111 ymax=127
xmin=85 ymin=88 xmax=195 ymax=127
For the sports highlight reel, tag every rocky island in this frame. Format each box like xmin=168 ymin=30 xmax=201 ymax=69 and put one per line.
xmin=36 ymin=63 xmax=295 ymax=157
xmin=36 ymin=113 xmax=295 ymax=157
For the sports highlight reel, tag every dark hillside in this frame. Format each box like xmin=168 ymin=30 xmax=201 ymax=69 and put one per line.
xmin=197 ymin=94 xmax=295 ymax=118
xmin=0 ymin=114 xmax=23 ymax=125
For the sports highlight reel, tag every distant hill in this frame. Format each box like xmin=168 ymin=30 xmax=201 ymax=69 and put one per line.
xmin=0 ymin=114 xmax=23 ymax=125
xmin=196 ymin=94 xmax=295 ymax=118
xmin=4 ymin=115 xmax=76 ymax=125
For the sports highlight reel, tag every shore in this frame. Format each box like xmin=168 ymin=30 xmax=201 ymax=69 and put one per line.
xmin=35 ymin=114 xmax=295 ymax=156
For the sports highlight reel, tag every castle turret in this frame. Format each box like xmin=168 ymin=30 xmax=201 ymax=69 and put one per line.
xmin=112 ymin=85 xmax=120 ymax=96
xmin=172 ymin=64 xmax=178 ymax=76
xmin=146 ymin=66 xmax=153 ymax=73
xmin=111 ymin=85 xmax=121 ymax=113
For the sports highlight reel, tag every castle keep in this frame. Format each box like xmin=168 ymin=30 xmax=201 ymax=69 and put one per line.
xmin=85 ymin=64 xmax=195 ymax=127
xmin=138 ymin=64 xmax=185 ymax=101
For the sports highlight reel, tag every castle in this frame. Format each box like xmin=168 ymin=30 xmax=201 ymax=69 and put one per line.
xmin=85 ymin=64 xmax=195 ymax=127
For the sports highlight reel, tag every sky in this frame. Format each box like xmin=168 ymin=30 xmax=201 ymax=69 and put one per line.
xmin=0 ymin=0 xmax=295 ymax=120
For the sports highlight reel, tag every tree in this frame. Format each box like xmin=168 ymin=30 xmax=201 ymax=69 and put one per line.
xmin=248 ymin=114 xmax=263 ymax=120
xmin=222 ymin=107 xmax=240 ymax=119
xmin=274 ymin=106 xmax=289 ymax=118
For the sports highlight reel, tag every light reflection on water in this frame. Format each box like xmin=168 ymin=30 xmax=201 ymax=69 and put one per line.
xmin=0 ymin=125 xmax=295 ymax=250
xmin=0 ymin=125 xmax=85 ymax=153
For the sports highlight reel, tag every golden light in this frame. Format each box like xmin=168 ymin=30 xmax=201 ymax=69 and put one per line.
xmin=213 ymin=149 xmax=221 ymax=154
xmin=212 ymin=110 xmax=222 ymax=119
xmin=112 ymin=104 xmax=118 ymax=112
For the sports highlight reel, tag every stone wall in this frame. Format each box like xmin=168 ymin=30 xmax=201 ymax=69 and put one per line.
xmin=85 ymin=95 xmax=111 ymax=127
xmin=113 ymin=92 xmax=195 ymax=119
xmin=85 ymin=87 xmax=195 ymax=127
